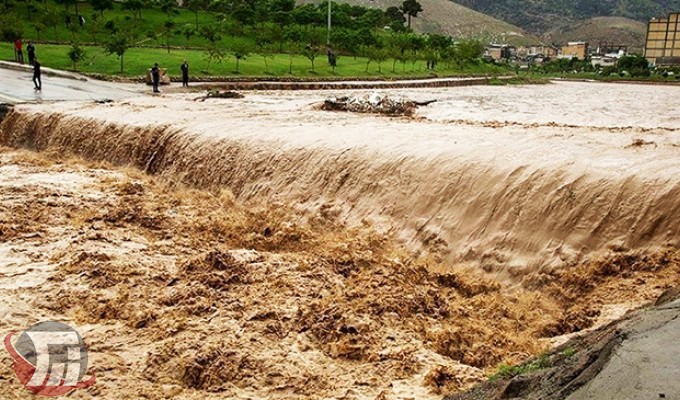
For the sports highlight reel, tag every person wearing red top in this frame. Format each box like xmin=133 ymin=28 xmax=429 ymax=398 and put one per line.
xmin=14 ymin=38 xmax=24 ymax=64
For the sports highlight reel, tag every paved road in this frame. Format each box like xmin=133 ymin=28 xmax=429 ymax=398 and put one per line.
xmin=567 ymin=299 xmax=680 ymax=400
xmin=0 ymin=67 xmax=143 ymax=104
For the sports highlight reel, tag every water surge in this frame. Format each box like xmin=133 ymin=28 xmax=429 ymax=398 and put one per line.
xmin=1 ymin=105 xmax=679 ymax=273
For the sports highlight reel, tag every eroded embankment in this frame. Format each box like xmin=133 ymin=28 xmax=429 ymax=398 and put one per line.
xmin=1 ymin=102 xmax=680 ymax=275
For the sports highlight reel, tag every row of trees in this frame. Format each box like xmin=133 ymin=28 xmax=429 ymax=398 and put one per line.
xmin=1 ymin=0 xmax=425 ymax=42
xmin=98 ymin=16 xmax=485 ymax=73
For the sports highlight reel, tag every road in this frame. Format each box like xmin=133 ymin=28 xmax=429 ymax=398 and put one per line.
xmin=0 ymin=67 xmax=143 ymax=104
xmin=566 ymin=298 xmax=680 ymax=400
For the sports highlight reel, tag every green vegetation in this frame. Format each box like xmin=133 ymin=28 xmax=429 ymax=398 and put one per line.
xmin=518 ymin=54 xmax=680 ymax=82
xmin=0 ymin=0 xmax=504 ymax=78
xmin=489 ymin=353 xmax=552 ymax=382
xmin=562 ymin=346 xmax=576 ymax=357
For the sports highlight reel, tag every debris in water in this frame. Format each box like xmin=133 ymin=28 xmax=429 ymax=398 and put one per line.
xmin=321 ymin=93 xmax=437 ymax=116
xmin=627 ymin=138 xmax=657 ymax=148
xmin=0 ymin=103 xmax=12 ymax=121
xmin=194 ymin=90 xmax=245 ymax=102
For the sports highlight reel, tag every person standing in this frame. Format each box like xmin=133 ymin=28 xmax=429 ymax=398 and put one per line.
xmin=26 ymin=41 xmax=36 ymax=66
xmin=14 ymin=38 xmax=24 ymax=64
xmin=180 ymin=60 xmax=189 ymax=87
xmin=79 ymin=15 xmax=85 ymax=28
xmin=151 ymin=63 xmax=160 ymax=93
xmin=33 ymin=58 xmax=42 ymax=91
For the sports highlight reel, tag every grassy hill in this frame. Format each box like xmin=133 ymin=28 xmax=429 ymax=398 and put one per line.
xmin=298 ymin=0 xmax=541 ymax=45
xmin=544 ymin=17 xmax=647 ymax=52
xmin=451 ymin=0 xmax=676 ymax=35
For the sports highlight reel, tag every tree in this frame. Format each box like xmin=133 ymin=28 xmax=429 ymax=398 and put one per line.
xmin=184 ymin=0 xmax=207 ymax=29
xmin=41 ymin=5 xmax=62 ymax=42
xmin=400 ymin=0 xmax=422 ymax=29
xmin=103 ymin=26 xmax=135 ymax=72
xmin=389 ymin=43 xmax=408 ymax=72
xmin=121 ymin=0 xmax=143 ymax=19
xmin=618 ymin=55 xmax=649 ymax=71
xmin=370 ymin=46 xmax=389 ymax=73
xmin=55 ymin=0 xmax=77 ymax=14
xmin=90 ymin=0 xmax=113 ymax=16
xmin=200 ymin=23 xmax=223 ymax=72
xmin=231 ymin=39 xmax=251 ymax=73
xmin=256 ymin=29 xmax=275 ymax=73
xmin=0 ymin=12 xmax=23 ymax=42
xmin=199 ymin=23 xmax=221 ymax=46
xmin=284 ymin=25 xmax=303 ymax=74
xmin=104 ymin=34 xmax=128 ymax=72
xmin=204 ymin=44 xmax=225 ymax=73
xmin=302 ymin=43 xmax=320 ymax=71
xmin=181 ymin=25 xmax=196 ymax=45
xmin=85 ymin=13 xmax=105 ymax=44
xmin=456 ymin=39 xmax=484 ymax=64
xmin=269 ymin=0 xmax=294 ymax=26
xmin=162 ymin=19 xmax=175 ymax=53
xmin=302 ymin=28 xmax=324 ymax=71
xmin=384 ymin=6 xmax=406 ymax=32
xmin=67 ymin=42 xmax=86 ymax=70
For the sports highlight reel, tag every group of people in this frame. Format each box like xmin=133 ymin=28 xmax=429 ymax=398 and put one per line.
xmin=13 ymin=38 xmax=36 ymax=66
xmin=150 ymin=60 xmax=191 ymax=93
xmin=14 ymin=38 xmax=42 ymax=91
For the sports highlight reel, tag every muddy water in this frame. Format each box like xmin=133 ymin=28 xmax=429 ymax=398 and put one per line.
xmin=2 ymin=81 xmax=680 ymax=399
xmin=424 ymin=80 xmax=680 ymax=128
xmin=2 ymin=81 xmax=680 ymax=274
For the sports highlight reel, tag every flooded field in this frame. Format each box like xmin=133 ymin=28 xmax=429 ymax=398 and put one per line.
xmin=1 ymin=81 xmax=680 ymax=399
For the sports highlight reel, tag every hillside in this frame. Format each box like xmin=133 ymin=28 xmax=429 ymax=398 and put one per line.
xmin=451 ymin=0 xmax=679 ymax=34
xmin=298 ymin=0 xmax=541 ymax=45
xmin=545 ymin=17 xmax=647 ymax=52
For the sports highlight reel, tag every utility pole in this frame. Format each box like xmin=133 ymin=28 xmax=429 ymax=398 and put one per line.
xmin=327 ymin=0 xmax=331 ymax=45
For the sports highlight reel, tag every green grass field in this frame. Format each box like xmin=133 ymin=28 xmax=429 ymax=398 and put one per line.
xmin=1 ymin=43 xmax=507 ymax=78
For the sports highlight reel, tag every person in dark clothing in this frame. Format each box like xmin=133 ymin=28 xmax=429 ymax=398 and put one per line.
xmin=33 ymin=59 xmax=41 ymax=91
xmin=180 ymin=60 xmax=189 ymax=87
xmin=66 ymin=15 xmax=71 ymax=27
xmin=151 ymin=63 xmax=160 ymax=93
xmin=26 ymin=41 xmax=36 ymax=66
xmin=79 ymin=15 xmax=85 ymax=28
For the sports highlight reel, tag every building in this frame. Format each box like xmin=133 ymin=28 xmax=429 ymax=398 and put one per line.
xmin=516 ymin=45 xmax=558 ymax=59
xmin=590 ymin=56 xmax=618 ymax=68
xmin=644 ymin=12 xmax=680 ymax=66
xmin=559 ymin=42 xmax=589 ymax=60
xmin=483 ymin=44 xmax=516 ymax=61
xmin=590 ymin=42 xmax=628 ymax=68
